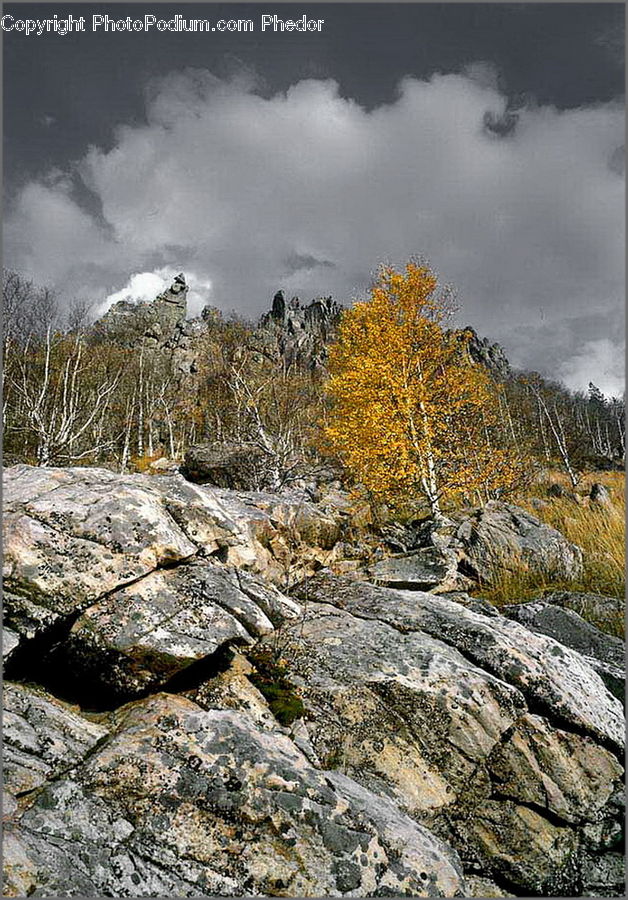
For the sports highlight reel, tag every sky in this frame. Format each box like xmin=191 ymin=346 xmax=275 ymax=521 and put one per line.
xmin=3 ymin=3 xmax=625 ymax=396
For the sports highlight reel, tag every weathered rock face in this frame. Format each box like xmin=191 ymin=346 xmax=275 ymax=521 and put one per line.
xmin=366 ymin=545 xmax=471 ymax=592
xmin=2 ymin=465 xmax=348 ymax=653
xmin=4 ymin=682 xmax=108 ymax=800
xmin=461 ymin=327 xmax=512 ymax=380
xmin=58 ymin=563 xmax=300 ymax=705
xmin=542 ymin=590 xmax=625 ymax=637
xmin=3 ymin=465 xmax=625 ymax=897
xmin=452 ymin=501 xmax=584 ymax=584
xmin=503 ymin=600 xmax=625 ymax=701
xmin=283 ymin=575 xmax=624 ymax=894
xmin=93 ymin=273 xmax=188 ymax=347
xmin=3 ymin=692 xmax=465 ymax=898
xmin=258 ymin=292 xmax=343 ymax=370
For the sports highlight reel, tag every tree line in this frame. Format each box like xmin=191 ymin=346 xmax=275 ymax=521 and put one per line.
xmin=2 ymin=267 xmax=624 ymax=511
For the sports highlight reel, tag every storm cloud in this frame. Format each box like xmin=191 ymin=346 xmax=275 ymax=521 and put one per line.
xmin=4 ymin=66 xmax=624 ymax=394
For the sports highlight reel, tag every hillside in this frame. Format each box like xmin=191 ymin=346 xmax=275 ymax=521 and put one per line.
xmin=2 ymin=269 xmax=625 ymax=898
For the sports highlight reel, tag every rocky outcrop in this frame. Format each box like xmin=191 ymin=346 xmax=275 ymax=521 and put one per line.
xmin=461 ymin=327 xmax=512 ymax=380
xmin=4 ymin=691 xmax=466 ymax=898
xmin=91 ymin=273 xmax=203 ymax=375
xmin=2 ymin=464 xmax=625 ymax=897
xmin=285 ymin=575 xmax=624 ymax=895
xmin=2 ymin=465 xmax=348 ymax=648
xmin=258 ymin=291 xmax=343 ymax=370
xmin=93 ymin=273 xmax=188 ymax=347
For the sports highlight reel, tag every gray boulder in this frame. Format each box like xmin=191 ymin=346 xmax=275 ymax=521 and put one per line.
xmin=589 ymin=482 xmax=613 ymax=507
xmin=3 ymin=682 xmax=108 ymax=801
xmin=283 ymin=575 xmax=624 ymax=893
xmin=183 ymin=442 xmax=272 ymax=490
xmin=2 ymin=466 xmax=345 ymax=650
xmin=366 ymin=546 xmax=471 ymax=592
xmin=290 ymin=574 xmax=623 ymax=749
xmin=58 ymin=563 xmax=300 ymax=704
xmin=542 ymin=590 xmax=625 ymax=637
xmin=453 ymin=501 xmax=583 ymax=584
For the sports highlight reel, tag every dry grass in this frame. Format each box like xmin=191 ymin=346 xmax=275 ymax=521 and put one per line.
xmin=473 ymin=470 xmax=625 ymax=637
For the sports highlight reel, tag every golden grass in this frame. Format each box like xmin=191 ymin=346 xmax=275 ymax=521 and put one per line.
xmin=473 ymin=470 xmax=625 ymax=637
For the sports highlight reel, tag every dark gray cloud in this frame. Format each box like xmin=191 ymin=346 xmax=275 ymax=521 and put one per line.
xmin=3 ymin=4 xmax=625 ymax=395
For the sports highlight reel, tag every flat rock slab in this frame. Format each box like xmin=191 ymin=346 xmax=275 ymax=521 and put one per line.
xmin=504 ymin=600 xmax=625 ymax=701
xmin=292 ymin=574 xmax=625 ymax=751
xmin=366 ymin=546 xmax=468 ymax=592
xmin=4 ymin=693 xmax=465 ymax=898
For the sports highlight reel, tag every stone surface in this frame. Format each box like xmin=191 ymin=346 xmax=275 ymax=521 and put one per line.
xmin=542 ymin=590 xmax=625 ymax=637
xmin=290 ymin=575 xmax=624 ymax=751
xmin=589 ymin=482 xmax=612 ymax=507
xmin=366 ymin=545 xmax=470 ymax=592
xmin=273 ymin=576 xmax=625 ymax=893
xmin=460 ymin=799 xmax=579 ymax=894
xmin=487 ymin=713 xmax=623 ymax=824
xmin=60 ymin=563 xmax=300 ymax=703
xmin=2 ymin=466 xmax=343 ymax=646
xmin=3 ymin=693 xmax=466 ymax=898
xmin=504 ymin=600 xmax=625 ymax=701
xmin=3 ymin=627 xmax=20 ymax=663
xmin=256 ymin=598 xmax=526 ymax=824
xmin=3 ymin=465 xmax=199 ymax=637
xmin=2 ymin=464 xmax=624 ymax=897
xmin=452 ymin=501 xmax=583 ymax=583
xmin=3 ymin=683 xmax=108 ymax=799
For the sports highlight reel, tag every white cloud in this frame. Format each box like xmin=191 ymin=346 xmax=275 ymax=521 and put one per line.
xmin=4 ymin=67 xmax=624 ymax=392
xmin=558 ymin=338 xmax=625 ymax=399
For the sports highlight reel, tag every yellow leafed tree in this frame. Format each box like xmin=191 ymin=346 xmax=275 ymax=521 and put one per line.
xmin=324 ymin=262 xmax=525 ymax=515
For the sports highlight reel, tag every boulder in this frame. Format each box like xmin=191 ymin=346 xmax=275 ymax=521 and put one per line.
xmin=452 ymin=501 xmax=583 ymax=584
xmin=3 ymin=465 xmax=200 ymax=637
xmin=274 ymin=575 xmax=624 ymax=892
xmin=503 ymin=600 xmax=625 ymax=701
xmin=3 ymin=693 xmax=466 ymax=898
xmin=589 ymin=482 xmax=613 ymax=507
xmin=183 ymin=442 xmax=272 ymax=490
xmin=3 ymin=683 xmax=108 ymax=800
xmin=2 ymin=466 xmax=344 ymax=649
xmin=290 ymin=575 xmax=623 ymax=750
xmin=542 ymin=590 xmax=625 ymax=637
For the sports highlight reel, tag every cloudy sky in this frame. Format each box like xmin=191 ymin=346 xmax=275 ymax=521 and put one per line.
xmin=4 ymin=3 xmax=625 ymax=395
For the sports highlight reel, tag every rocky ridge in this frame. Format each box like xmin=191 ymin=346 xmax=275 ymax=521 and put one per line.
xmin=89 ymin=276 xmax=512 ymax=379
xmin=3 ymin=464 xmax=625 ymax=897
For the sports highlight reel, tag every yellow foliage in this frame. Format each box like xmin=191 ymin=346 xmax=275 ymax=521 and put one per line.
xmin=324 ymin=262 xmax=526 ymax=513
